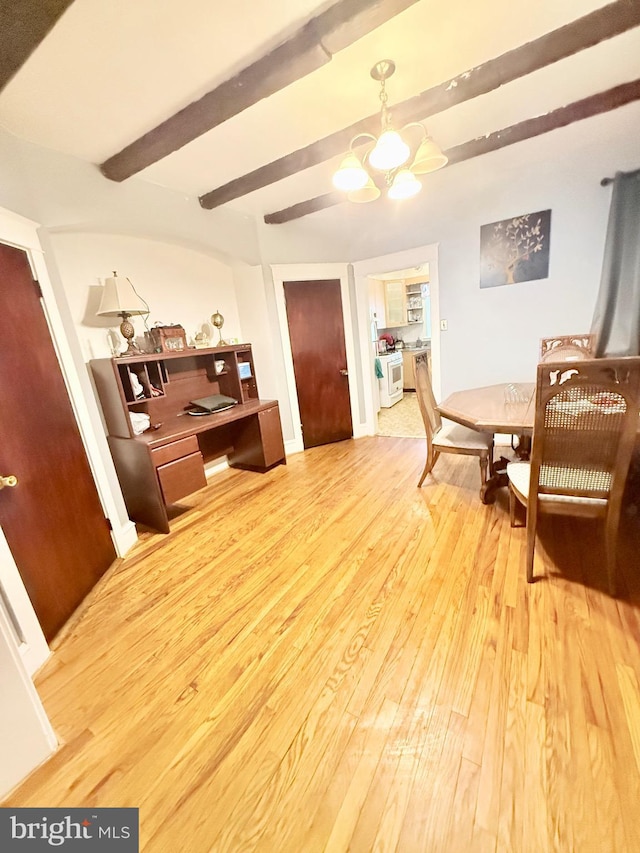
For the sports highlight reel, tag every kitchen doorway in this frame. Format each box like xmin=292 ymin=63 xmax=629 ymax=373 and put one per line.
xmin=370 ymin=265 xmax=430 ymax=437
xmin=352 ymin=243 xmax=440 ymax=439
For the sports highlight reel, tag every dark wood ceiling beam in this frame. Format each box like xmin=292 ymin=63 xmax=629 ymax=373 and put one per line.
xmin=264 ymin=78 xmax=640 ymax=224
xmin=446 ymin=78 xmax=640 ymax=165
xmin=264 ymin=193 xmax=345 ymax=225
xmin=0 ymin=0 xmax=76 ymax=93
xmin=201 ymin=0 xmax=640 ymax=210
xmin=100 ymin=0 xmax=419 ymax=182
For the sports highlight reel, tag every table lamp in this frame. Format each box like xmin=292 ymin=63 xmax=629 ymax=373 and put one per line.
xmin=97 ymin=272 xmax=149 ymax=356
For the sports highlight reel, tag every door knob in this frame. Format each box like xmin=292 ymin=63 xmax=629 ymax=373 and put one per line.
xmin=0 ymin=475 xmax=17 ymax=489
xmin=339 ymin=369 xmax=348 ymax=376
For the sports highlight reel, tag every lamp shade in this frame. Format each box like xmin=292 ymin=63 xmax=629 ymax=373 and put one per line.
xmin=332 ymin=153 xmax=369 ymax=191
xmin=388 ymin=169 xmax=422 ymax=200
xmin=347 ymin=177 xmax=381 ymax=203
xmin=411 ymin=137 xmax=448 ymax=174
xmin=368 ymin=129 xmax=410 ymax=171
xmin=97 ymin=273 xmax=148 ymax=317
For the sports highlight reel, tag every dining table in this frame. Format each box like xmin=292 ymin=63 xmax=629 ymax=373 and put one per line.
xmin=437 ymin=382 xmax=536 ymax=504
xmin=438 ymin=380 xmax=640 ymax=504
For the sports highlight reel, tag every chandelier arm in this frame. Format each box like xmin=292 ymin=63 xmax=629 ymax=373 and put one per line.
xmin=400 ymin=121 xmax=428 ymax=140
xmin=349 ymin=132 xmax=377 ymax=152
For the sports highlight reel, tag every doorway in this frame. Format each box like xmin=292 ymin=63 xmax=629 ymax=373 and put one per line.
xmin=353 ymin=243 xmax=440 ymax=438
xmin=369 ymin=264 xmax=431 ymax=437
xmin=0 ymin=242 xmax=116 ymax=641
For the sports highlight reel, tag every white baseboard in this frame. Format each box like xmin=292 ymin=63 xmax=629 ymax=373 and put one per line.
xmin=205 ymin=459 xmax=230 ymax=478
xmin=111 ymin=519 xmax=138 ymax=557
xmin=285 ymin=437 xmax=305 ymax=455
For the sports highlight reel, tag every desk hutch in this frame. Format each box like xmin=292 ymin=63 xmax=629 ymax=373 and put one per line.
xmin=90 ymin=344 xmax=285 ymax=533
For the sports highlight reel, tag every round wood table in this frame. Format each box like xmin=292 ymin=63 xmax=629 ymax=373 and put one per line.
xmin=437 ymin=382 xmax=536 ymax=503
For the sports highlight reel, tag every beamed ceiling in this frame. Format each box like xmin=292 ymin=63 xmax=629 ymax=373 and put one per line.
xmin=1 ymin=0 xmax=639 ymax=226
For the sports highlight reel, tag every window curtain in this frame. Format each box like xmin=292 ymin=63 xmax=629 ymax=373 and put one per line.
xmin=591 ymin=168 xmax=640 ymax=357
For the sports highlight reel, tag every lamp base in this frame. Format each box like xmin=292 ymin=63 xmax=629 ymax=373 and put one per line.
xmin=118 ymin=313 xmax=143 ymax=357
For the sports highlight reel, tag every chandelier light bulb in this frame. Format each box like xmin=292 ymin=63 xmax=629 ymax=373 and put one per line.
xmin=332 ymin=153 xmax=369 ymax=191
xmin=368 ymin=129 xmax=410 ymax=172
xmin=388 ymin=169 xmax=422 ymax=200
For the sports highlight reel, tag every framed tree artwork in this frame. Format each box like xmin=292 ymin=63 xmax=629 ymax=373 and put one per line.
xmin=480 ymin=209 xmax=551 ymax=288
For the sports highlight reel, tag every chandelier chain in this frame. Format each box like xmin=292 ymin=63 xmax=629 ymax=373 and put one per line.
xmin=379 ymin=78 xmax=390 ymax=130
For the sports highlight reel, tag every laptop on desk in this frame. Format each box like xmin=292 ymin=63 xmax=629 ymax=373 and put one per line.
xmin=188 ymin=394 xmax=238 ymax=415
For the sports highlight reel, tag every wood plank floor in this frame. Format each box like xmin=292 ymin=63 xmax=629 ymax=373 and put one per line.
xmin=5 ymin=436 xmax=640 ymax=852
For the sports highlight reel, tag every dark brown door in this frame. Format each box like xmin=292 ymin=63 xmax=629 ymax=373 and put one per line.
xmin=283 ymin=279 xmax=352 ymax=448
xmin=0 ymin=243 xmax=116 ymax=640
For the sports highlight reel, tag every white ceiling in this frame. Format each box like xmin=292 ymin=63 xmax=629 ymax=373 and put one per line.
xmin=1 ymin=0 xmax=638 ymax=221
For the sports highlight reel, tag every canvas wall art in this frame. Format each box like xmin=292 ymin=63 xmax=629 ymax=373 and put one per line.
xmin=480 ymin=209 xmax=551 ymax=288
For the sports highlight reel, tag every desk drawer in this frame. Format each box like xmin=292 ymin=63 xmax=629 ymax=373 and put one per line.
xmin=151 ymin=435 xmax=199 ymax=467
xmin=258 ymin=406 xmax=286 ymax=467
xmin=157 ymin=451 xmax=207 ymax=504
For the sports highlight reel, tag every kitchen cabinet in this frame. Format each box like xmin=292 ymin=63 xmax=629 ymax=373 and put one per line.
xmin=369 ymin=278 xmax=386 ymax=328
xmin=383 ymin=281 xmax=426 ymax=328
xmin=405 ymin=283 xmax=424 ymax=325
xmin=402 ymin=347 xmax=431 ymax=390
xmin=384 ymin=280 xmax=405 ymax=327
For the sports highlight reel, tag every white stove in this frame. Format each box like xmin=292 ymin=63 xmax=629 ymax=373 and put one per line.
xmin=377 ymin=351 xmax=403 ymax=407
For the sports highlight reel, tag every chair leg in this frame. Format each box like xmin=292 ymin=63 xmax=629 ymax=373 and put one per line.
xmin=418 ymin=447 xmax=440 ymax=487
xmin=509 ymin=485 xmax=526 ymax=528
xmin=525 ymin=499 xmax=538 ymax=583
xmin=604 ymin=508 xmax=621 ymax=596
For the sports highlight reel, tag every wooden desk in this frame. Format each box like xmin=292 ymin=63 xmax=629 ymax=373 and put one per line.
xmin=91 ymin=345 xmax=286 ymax=533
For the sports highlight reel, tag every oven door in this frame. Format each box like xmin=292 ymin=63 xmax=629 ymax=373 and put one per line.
xmin=388 ymin=359 xmax=403 ymax=393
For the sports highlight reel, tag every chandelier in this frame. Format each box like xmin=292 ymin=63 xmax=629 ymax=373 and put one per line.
xmin=332 ymin=60 xmax=448 ymax=202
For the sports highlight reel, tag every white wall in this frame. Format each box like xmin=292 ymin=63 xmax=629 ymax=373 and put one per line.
xmin=0 ymin=601 xmax=57 ymax=799
xmin=49 ymin=232 xmax=241 ymax=361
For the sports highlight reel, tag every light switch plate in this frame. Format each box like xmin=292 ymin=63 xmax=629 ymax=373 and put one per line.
xmin=440 ymin=319 xmax=448 ymax=331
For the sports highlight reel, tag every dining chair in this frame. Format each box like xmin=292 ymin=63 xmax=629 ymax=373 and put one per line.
xmin=415 ymin=361 xmax=494 ymax=494
xmin=539 ymin=333 xmax=595 ymax=363
xmin=507 ymin=356 xmax=640 ymax=593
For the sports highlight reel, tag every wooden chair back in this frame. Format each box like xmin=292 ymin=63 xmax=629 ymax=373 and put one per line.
xmin=530 ymin=357 xmax=640 ymax=503
xmin=539 ymin=333 xmax=595 ymax=363
xmin=415 ymin=360 xmax=442 ymax=439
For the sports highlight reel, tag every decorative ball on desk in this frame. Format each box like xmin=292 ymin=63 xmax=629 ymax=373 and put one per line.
xmin=211 ymin=310 xmax=227 ymax=346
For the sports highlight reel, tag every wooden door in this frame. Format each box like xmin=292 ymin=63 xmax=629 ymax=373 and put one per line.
xmin=0 ymin=243 xmax=116 ymax=641
xmin=283 ymin=279 xmax=352 ymax=449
